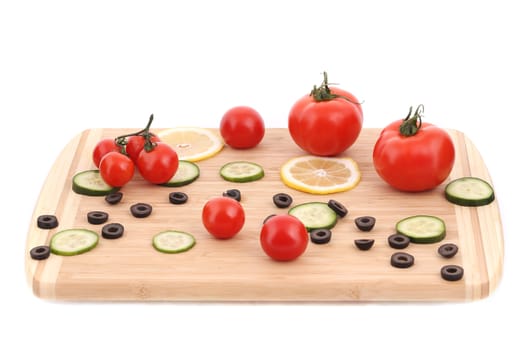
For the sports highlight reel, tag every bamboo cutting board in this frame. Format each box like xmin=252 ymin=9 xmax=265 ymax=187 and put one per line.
xmin=25 ymin=128 xmax=504 ymax=301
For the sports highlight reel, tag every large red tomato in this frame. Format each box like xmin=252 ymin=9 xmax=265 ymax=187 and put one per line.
xmin=288 ymin=72 xmax=363 ymax=156
xmin=373 ymin=105 xmax=455 ymax=192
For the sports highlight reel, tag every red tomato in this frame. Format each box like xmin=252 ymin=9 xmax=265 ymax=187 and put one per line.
xmin=288 ymin=73 xmax=363 ymax=156
xmin=99 ymin=152 xmax=135 ymax=187
xmin=93 ymin=138 xmax=120 ymax=167
xmin=125 ymin=134 xmax=160 ymax=163
xmin=202 ymin=197 xmax=245 ymax=239
xmin=373 ymin=105 xmax=455 ymax=192
xmin=136 ymin=142 xmax=179 ymax=184
xmin=220 ymin=106 xmax=265 ymax=149
xmin=260 ymin=215 xmax=308 ymax=261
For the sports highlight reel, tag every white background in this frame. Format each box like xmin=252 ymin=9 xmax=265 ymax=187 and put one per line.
xmin=1 ymin=0 xmax=523 ymax=349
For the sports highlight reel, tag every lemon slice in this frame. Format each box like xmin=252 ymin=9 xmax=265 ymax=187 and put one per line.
xmin=156 ymin=127 xmax=224 ymax=162
xmin=280 ymin=156 xmax=361 ymax=194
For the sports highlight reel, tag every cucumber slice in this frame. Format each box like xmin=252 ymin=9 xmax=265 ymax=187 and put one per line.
xmin=152 ymin=230 xmax=196 ymax=254
xmin=160 ymin=160 xmax=200 ymax=187
xmin=72 ymin=170 xmax=119 ymax=196
xmin=50 ymin=229 xmax=99 ymax=256
xmin=445 ymin=177 xmax=495 ymax=206
xmin=396 ymin=215 xmax=446 ymax=243
xmin=288 ymin=202 xmax=337 ymax=231
xmin=220 ymin=161 xmax=264 ymax=183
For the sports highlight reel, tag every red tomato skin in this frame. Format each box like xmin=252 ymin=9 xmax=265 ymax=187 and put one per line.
xmin=373 ymin=120 xmax=455 ymax=192
xmin=202 ymin=197 xmax=245 ymax=239
xmin=220 ymin=106 xmax=265 ymax=149
xmin=99 ymin=152 xmax=135 ymax=187
xmin=136 ymin=142 xmax=179 ymax=184
xmin=126 ymin=134 xmax=160 ymax=163
xmin=288 ymin=95 xmax=363 ymax=156
xmin=260 ymin=215 xmax=308 ymax=261
xmin=93 ymin=138 xmax=120 ymax=167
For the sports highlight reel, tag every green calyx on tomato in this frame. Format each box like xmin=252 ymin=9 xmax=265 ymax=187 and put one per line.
xmin=310 ymin=71 xmax=362 ymax=107
xmin=399 ymin=104 xmax=424 ymax=137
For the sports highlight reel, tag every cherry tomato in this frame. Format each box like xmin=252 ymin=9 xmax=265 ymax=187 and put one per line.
xmin=136 ymin=142 xmax=179 ymax=184
xmin=99 ymin=152 xmax=135 ymax=187
xmin=93 ymin=138 xmax=120 ymax=167
xmin=260 ymin=214 xmax=308 ymax=261
xmin=202 ymin=197 xmax=245 ymax=239
xmin=288 ymin=72 xmax=363 ymax=156
xmin=220 ymin=106 xmax=265 ymax=149
xmin=126 ymin=134 xmax=160 ymax=163
xmin=373 ymin=105 xmax=455 ymax=192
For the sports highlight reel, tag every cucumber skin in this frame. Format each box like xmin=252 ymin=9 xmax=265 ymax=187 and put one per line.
xmin=50 ymin=229 xmax=99 ymax=256
xmin=159 ymin=161 xmax=200 ymax=187
xmin=395 ymin=215 xmax=446 ymax=244
xmin=72 ymin=170 xmax=120 ymax=196
xmin=288 ymin=202 xmax=337 ymax=232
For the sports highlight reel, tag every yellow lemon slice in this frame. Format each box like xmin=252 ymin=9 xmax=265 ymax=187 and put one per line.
xmin=157 ymin=127 xmax=224 ymax=162
xmin=280 ymin=156 xmax=361 ymax=194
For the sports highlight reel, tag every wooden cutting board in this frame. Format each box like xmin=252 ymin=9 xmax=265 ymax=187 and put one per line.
xmin=25 ymin=128 xmax=504 ymax=301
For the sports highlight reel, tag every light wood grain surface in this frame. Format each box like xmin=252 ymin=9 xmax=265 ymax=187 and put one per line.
xmin=25 ymin=128 xmax=504 ymax=301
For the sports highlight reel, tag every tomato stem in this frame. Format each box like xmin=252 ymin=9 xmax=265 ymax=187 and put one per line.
xmin=309 ymin=72 xmax=362 ymax=107
xmin=114 ymin=114 xmax=157 ymax=152
xmin=399 ymin=105 xmax=424 ymax=137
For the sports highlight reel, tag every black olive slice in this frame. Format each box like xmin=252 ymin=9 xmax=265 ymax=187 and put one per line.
xmin=263 ymin=214 xmax=277 ymax=224
xmin=37 ymin=215 xmax=59 ymax=229
xmin=169 ymin=192 xmax=189 ymax=204
xmin=87 ymin=211 xmax=109 ymax=225
xmin=130 ymin=203 xmax=152 ymax=218
xmin=30 ymin=245 xmax=51 ymax=260
xmin=354 ymin=239 xmax=375 ymax=251
xmin=310 ymin=229 xmax=332 ymax=244
xmin=101 ymin=223 xmax=124 ymax=239
xmin=388 ymin=233 xmax=410 ymax=249
xmin=354 ymin=216 xmax=376 ymax=232
xmin=105 ymin=192 xmax=123 ymax=205
xmin=438 ymin=243 xmax=459 ymax=258
xmin=391 ymin=252 xmax=414 ymax=268
xmin=273 ymin=193 xmax=293 ymax=208
xmin=327 ymin=199 xmax=348 ymax=218
xmin=223 ymin=189 xmax=241 ymax=202
xmin=441 ymin=265 xmax=464 ymax=281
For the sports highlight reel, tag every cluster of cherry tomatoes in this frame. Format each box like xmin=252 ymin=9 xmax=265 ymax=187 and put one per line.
xmin=92 ymin=115 xmax=179 ymax=188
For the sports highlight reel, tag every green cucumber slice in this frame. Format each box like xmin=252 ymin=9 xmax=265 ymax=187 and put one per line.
xmin=72 ymin=170 xmax=119 ymax=196
xmin=288 ymin=202 xmax=337 ymax=231
xmin=445 ymin=177 xmax=495 ymax=207
xmin=220 ymin=161 xmax=264 ymax=183
xmin=396 ymin=215 xmax=446 ymax=243
xmin=160 ymin=160 xmax=200 ymax=187
xmin=50 ymin=229 xmax=99 ymax=256
xmin=152 ymin=230 xmax=196 ymax=254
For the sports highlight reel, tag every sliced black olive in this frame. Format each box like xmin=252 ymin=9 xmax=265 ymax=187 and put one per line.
xmin=354 ymin=216 xmax=376 ymax=232
xmin=388 ymin=233 xmax=410 ymax=249
xmin=273 ymin=193 xmax=293 ymax=208
xmin=223 ymin=189 xmax=241 ymax=202
xmin=130 ymin=203 xmax=152 ymax=218
xmin=169 ymin=192 xmax=189 ymax=204
xmin=441 ymin=265 xmax=464 ymax=281
xmin=391 ymin=252 xmax=414 ymax=268
xmin=327 ymin=199 xmax=348 ymax=218
xmin=105 ymin=192 xmax=123 ymax=205
xmin=87 ymin=211 xmax=109 ymax=225
xmin=101 ymin=223 xmax=124 ymax=239
xmin=438 ymin=243 xmax=459 ymax=258
xmin=37 ymin=215 xmax=59 ymax=229
xmin=310 ymin=229 xmax=332 ymax=244
xmin=263 ymin=214 xmax=277 ymax=225
xmin=30 ymin=245 xmax=51 ymax=260
xmin=354 ymin=239 xmax=375 ymax=251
